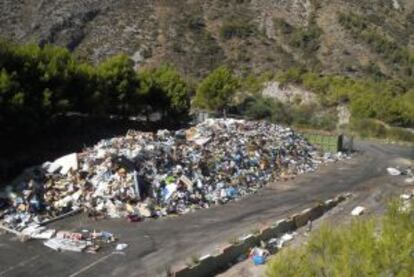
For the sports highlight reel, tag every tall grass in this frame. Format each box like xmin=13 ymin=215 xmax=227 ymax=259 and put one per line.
xmin=266 ymin=200 xmax=414 ymax=277
xmin=349 ymin=119 xmax=414 ymax=142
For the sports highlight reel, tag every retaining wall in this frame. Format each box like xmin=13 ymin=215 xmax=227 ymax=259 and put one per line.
xmin=173 ymin=194 xmax=348 ymax=277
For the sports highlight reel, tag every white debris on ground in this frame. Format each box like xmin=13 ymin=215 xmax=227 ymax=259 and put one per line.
xmin=43 ymin=153 xmax=79 ymax=175
xmin=0 ymin=118 xmax=349 ymax=253
xmin=387 ymin=167 xmax=402 ymax=176
xmin=351 ymin=206 xmax=365 ymax=216
xmin=399 ymin=191 xmax=413 ymax=213
xmin=21 ymin=224 xmax=55 ymax=240
xmin=116 ymin=243 xmax=128 ymax=251
xmin=248 ymin=232 xmax=297 ymax=265
xmin=268 ymin=233 xmax=296 ymax=249
xmin=44 ymin=238 xmax=88 ymax=252
xmin=387 ymin=166 xmax=414 ymax=184
xmin=43 ymin=230 xmax=116 ymax=253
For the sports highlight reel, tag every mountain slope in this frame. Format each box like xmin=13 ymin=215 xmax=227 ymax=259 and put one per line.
xmin=0 ymin=0 xmax=413 ymax=79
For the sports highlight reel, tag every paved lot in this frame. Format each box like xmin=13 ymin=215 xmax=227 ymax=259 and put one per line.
xmin=0 ymin=141 xmax=412 ymax=277
xmin=219 ymin=165 xmax=414 ymax=277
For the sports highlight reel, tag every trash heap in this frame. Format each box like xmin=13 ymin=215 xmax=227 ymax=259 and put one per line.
xmin=0 ymin=118 xmax=344 ymax=231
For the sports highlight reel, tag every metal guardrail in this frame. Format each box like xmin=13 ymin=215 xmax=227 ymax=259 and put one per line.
xmin=303 ymin=133 xmax=339 ymax=153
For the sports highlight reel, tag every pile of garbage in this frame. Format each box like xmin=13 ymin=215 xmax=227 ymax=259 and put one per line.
xmin=0 ymin=118 xmax=345 ymax=231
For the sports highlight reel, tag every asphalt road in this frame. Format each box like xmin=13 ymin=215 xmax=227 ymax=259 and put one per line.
xmin=0 ymin=141 xmax=412 ymax=277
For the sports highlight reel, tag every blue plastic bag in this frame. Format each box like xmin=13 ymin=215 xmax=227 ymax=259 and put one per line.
xmin=252 ymin=255 xmax=266 ymax=265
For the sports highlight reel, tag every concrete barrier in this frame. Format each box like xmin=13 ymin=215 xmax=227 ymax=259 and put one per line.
xmin=174 ymin=194 xmax=348 ymax=277
xmin=293 ymin=208 xmax=312 ymax=228
xmin=273 ymin=219 xmax=295 ymax=234
xmin=324 ymin=199 xmax=336 ymax=210
xmin=308 ymin=204 xmax=325 ymax=221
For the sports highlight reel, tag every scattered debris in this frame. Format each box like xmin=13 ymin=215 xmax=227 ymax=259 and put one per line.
xmin=44 ymin=238 xmax=88 ymax=252
xmin=21 ymin=224 xmax=55 ymax=240
xmin=400 ymin=194 xmax=413 ymax=201
xmin=268 ymin=233 xmax=295 ymax=250
xmin=56 ymin=231 xmax=84 ymax=241
xmin=249 ymin=247 xmax=270 ymax=265
xmin=403 ymin=168 xmax=414 ymax=183
xmin=351 ymin=206 xmax=365 ymax=216
xmin=39 ymin=208 xmax=81 ymax=225
xmin=43 ymin=153 xmax=78 ymax=175
xmin=399 ymin=191 xmax=413 ymax=213
xmin=0 ymin=224 xmax=28 ymax=241
xmin=116 ymin=243 xmax=128 ymax=251
xmin=387 ymin=167 xmax=401 ymax=176
xmin=306 ymin=219 xmax=312 ymax=233
xmin=42 ymin=229 xmax=118 ymax=253
xmin=249 ymin=232 xmax=296 ymax=265
xmin=33 ymin=229 xmax=56 ymax=240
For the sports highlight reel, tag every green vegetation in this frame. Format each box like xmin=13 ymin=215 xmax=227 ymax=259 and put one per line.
xmin=273 ymin=17 xmax=322 ymax=68
xmin=276 ymin=69 xmax=414 ymax=127
xmin=220 ymin=20 xmax=256 ymax=40
xmin=241 ymin=96 xmax=337 ymax=131
xmin=1 ymin=39 xmax=412 ymax=143
xmin=267 ymin=199 xmax=414 ymax=276
xmin=273 ymin=18 xmax=294 ymax=35
xmin=338 ymin=12 xmax=414 ymax=78
xmin=194 ymin=66 xmax=239 ymax=114
xmin=174 ymin=10 xmax=225 ymax=77
xmin=140 ymin=65 xmax=191 ymax=119
xmin=289 ymin=20 xmax=322 ymax=54
xmin=0 ymin=40 xmax=190 ymax=137
xmin=97 ymin=54 xmax=140 ymax=116
xmin=349 ymin=119 xmax=414 ymax=142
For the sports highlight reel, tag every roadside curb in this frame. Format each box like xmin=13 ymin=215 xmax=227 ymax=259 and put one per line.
xmin=173 ymin=194 xmax=349 ymax=277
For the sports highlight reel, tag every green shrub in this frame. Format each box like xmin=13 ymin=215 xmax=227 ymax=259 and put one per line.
xmin=385 ymin=127 xmax=414 ymax=142
xmin=239 ymin=95 xmax=336 ymax=131
xmin=273 ymin=17 xmax=322 ymax=65
xmin=267 ymin=199 xmax=414 ymax=277
xmin=220 ymin=20 xmax=256 ymax=40
xmin=273 ymin=18 xmax=294 ymax=35
xmin=291 ymin=105 xmax=337 ymax=131
xmin=338 ymin=12 xmax=414 ymax=78
xmin=289 ymin=24 xmax=322 ymax=52
xmin=349 ymin=118 xmax=388 ymax=138
xmin=349 ymin=118 xmax=414 ymax=142
xmin=276 ymin=67 xmax=306 ymax=86
xmin=241 ymin=72 xmax=274 ymax=94
xmin=186 ymin=15 xmax=205 ymax=30
xmin=245 ymin=97 xmax=273 ymax=119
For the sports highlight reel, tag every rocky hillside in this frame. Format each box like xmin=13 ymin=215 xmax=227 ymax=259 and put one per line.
xmin=1 ymin=0 xmax=413 ymax=79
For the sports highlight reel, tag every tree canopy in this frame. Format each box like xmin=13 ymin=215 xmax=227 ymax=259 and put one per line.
xmin=0 ymin=41 xmax=191 ymax=137
xmin=194 ymin=66 xmax=239 ymax=113
xmin=139 ymin=64 xmax=191 ymax=120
